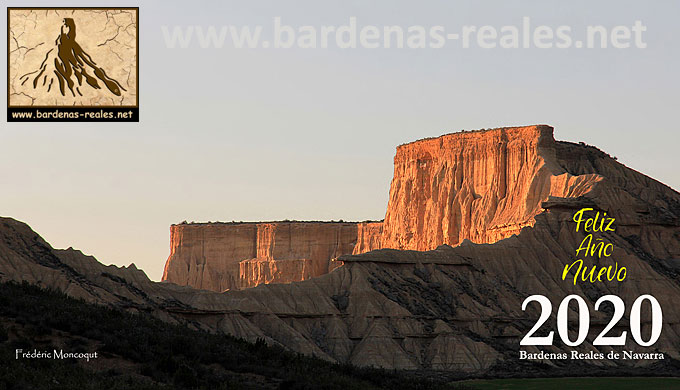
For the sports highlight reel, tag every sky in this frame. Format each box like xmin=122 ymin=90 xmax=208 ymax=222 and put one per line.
xmin=1 ymin=0 xmax=679 ymax=281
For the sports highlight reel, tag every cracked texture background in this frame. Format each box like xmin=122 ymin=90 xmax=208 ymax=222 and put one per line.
xmin=9 ymin=9 xmax=137 ymax=106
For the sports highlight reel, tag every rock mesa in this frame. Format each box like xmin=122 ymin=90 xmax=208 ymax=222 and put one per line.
xmin=162 ymin=222 xmax=381 ymax=291
xmin=165 ymin=125 xmax=601 ymax=291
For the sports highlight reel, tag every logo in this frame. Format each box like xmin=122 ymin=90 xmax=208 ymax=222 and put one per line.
xmin=7 ymin=8 xmax=139 ymax=122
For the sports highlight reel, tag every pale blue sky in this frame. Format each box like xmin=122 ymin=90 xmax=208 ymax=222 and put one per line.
xmin=2 ymin=0 xmax=678 ymax=281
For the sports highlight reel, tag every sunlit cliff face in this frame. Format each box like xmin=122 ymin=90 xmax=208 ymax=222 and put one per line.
xmin=163 ymin=126 xmax=610 ymax=291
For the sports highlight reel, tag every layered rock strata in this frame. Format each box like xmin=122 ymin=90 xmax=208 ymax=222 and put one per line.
xmin=165 ymin=125 xmax=603 ymax=291
xmin=380 ymin=125 xmax=599 ymax=249
xmin=162 ymin=222 xmax=377 ymax=291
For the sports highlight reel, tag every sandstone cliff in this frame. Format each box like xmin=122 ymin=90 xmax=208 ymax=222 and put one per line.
xmin=353 ymin=222 xmax=384 ymax=255
xmin=2 ymin=125 xmax=679 ymax=374
xmin=381 ymin=125 xmax=600 ymax=250
xmin=162 ymin=222 xmax=374 ymax=291
xmin=165 ymin=126 xmax=604 ymax=291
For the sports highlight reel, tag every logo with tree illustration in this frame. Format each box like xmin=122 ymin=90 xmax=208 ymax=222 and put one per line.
xmin=8 ymin=8 xmax=138 ymax=107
